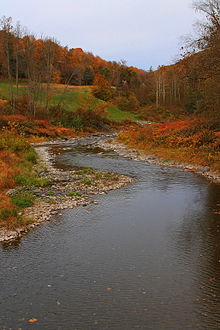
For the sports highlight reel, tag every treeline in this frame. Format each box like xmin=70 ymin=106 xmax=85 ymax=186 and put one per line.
xmin=154 ymin=49 xmax=220 ymax=117
xmin=154 ymin=0 xmax=220 ymax=119
xmin=0 ymin=16 xmax=155 ymax=117
xmin=0 ymin=0 xmax=219 ymax=120
xmin=0 ymin=22 xmax=147 ymax=88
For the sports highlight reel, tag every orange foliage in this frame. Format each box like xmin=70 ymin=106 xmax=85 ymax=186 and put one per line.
xmin=0 ymin=152 xmax=19 ymax=191
xmin=155 ymin=120 xmax=193 ymax=134
xmin=0 ymin=115 xmax=78 ymax=139
xmin=0 ymin=195 xmax=13 ymax=210
xmin=118 ymin=119 xmax=220 ymax=171
xmin=0 ymin=194 xmax=19 ymax=229
xmin=0 ymin=114 xmax=28 ymax=122
xmin=54 ymin=127 xmax=77 ymax=137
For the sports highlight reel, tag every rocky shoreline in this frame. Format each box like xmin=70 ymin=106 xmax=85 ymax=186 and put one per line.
xmin=0 ymin=135 xmax=134 ymax=244
xmin=1 ymin=133 xmax=219 ymax=244
xmin=94 ymin=138 xmax=220 ymax=183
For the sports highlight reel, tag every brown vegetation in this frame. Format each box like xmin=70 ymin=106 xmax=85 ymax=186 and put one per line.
xmin=118 ymin=119 xmax=220 ymax=172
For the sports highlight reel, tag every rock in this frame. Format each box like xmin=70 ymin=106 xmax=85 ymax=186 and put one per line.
xmin=5 ymin=189 xmax=17 ymax=196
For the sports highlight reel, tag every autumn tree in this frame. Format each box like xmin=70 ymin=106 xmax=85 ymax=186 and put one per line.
xmin=0 ymin=15 xmax=153 ymax=115
xmin=152 ymin=1 xmax=220 ymax=115
xmin=93 ymin=74 xmax=113 ymax=101
xmin=191 ymin=0 xmax=220 ymax=115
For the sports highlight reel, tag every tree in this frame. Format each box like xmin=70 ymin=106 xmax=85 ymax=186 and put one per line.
xmin=192 ymin=0 xmax=220 ymax=49
xmin=93 ymin=74 xmax=113 ymax=101
xmin=192 ymin=0 xmax=220 ymax=115
xmin=0 ymin=16 xmax=14 ymax=110
xmin=83 ymin=66 xmax=94 ymax=85
xmin=13 ymin=21 xmax=24 ymax=105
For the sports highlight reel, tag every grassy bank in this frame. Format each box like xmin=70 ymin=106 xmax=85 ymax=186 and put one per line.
xmin=0 ymin=130 xmax=51 ymax=229
xmin=118 ymin=119 xmax=220 ymax=173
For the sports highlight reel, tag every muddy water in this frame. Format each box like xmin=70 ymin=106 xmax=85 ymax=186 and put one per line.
xmin=1 ymin=138 xmax=220 ymax=329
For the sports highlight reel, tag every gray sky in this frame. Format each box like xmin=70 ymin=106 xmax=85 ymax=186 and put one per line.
xmin=1 ymin=0 xmax=197 ymax=70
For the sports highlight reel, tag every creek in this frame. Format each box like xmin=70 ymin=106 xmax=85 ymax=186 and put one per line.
xmin=1 ymin=137 xmax=220 ymax=329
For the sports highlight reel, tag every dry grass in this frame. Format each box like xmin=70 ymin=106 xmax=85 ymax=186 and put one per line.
xmin=118 ymin=119 xmax=220 ymax=172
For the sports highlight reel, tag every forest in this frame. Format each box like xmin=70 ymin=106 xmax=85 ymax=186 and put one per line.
xmin=0 ymin=1 xmax=219 ymax=121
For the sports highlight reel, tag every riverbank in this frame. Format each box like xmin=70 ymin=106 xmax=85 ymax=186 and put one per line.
xmin=1 ymin=129 xmax=219 ymax=244
xmin=2 ymin=135 xmax=219 ymax=330
xmin=105 ymin=119 xmax=220 ymax=183
xmin=95 ymin=138 xmax=220 ymax=183
xmin=0 ymin=136 xmax=134 ymax=244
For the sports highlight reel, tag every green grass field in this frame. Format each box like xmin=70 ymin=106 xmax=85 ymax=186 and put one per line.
xmin=106 ymin=105 xmax=139 ymax=121
xmin=0 ymin=82 xmax=139 ymax=122
xmin=52 ymin=90 xmax=100 ymax=111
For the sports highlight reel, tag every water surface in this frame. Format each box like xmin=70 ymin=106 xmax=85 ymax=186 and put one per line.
xmin=1 ymin=138 xmax=220 ymax=329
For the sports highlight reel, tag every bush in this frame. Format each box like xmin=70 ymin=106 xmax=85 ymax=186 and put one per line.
xmin=23 ymin=150 xmax=38 ymax=164
xmin=0 ymin=131 xmax=31 ymax=153
xmin=0 ymin=208 xmax=18 ymax=220
xmin=93 ymin=74 xmax=113 ymax=101
xmin=15 ymin=173 xmax=38 ymax=187
xmin=114 ymin=93 xmax=139 ymax=112
xmin=12 ymin=192 xmax=35 ymax=208
xmin=38 ymin=178 xmax=50 ymax=187
xmin=15 ymin=173 xmax=50 ymax=187
xmin=60 ymin=108 xmax=111 ymax=130
xmin=61 ymin=112 xmax=83 ymax=129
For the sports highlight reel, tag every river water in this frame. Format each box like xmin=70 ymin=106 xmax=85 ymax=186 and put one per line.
xmin=1 ymin=138 xmax=220 ymax=329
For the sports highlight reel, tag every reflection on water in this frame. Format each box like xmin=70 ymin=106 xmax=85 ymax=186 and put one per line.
xmin=0 ymin=140 xmax=220 ymax=329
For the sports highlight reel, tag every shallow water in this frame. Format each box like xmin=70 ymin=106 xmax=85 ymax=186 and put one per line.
xmin=1 ymin=138 xmax=220 ymax=329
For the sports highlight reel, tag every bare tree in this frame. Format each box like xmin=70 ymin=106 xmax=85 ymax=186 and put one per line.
xmin=192 ymin=0 xmax=220 ymax=49
xmin=41 ymin=37 xmax=57 ymax=112
xmin=0 ymin=16 xmax=14 ymax=111
xmin=13 ymin=21 xmax=24 ymax=107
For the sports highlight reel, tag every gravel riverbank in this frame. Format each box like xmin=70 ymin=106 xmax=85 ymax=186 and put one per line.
xmin=1 ymin=133 xmax=219 ymax=244
xmin=95 ymin=139 xmax=220 ymax=183
xmin=0 ymin=136 xmax=134 ymax=244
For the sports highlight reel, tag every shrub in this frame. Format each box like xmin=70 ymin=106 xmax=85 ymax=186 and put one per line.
xmin=61 ymin=112 xmax=83 ymax=129
xmin=60 ymin=108 xmax=111 ymax=130
xmin=0 ymin=208 xmax=18 ymax=220
xmin=114 ymin=93 xmax=139 ymax=112
xmin=23 ymin=150 xmax=38 ymax=164
xmin=15 ymin=173 xmax=50 ymax=188
xmin=0 ymin=131 xmax=31 ymax=153
xmin=0 ymin=168 xmax=16 ymax=189
xmin=93 ymin=74 xmax=113 ymax=101
xmin=12 ymin=192 xmax=35 ymax=208
xmin=38 ymin=178 xmax=51 ymax=187
xmin=15 ymin=173 xmax=38 ymax=187
xmin=0 ymin=99 xmax=10 ymax=114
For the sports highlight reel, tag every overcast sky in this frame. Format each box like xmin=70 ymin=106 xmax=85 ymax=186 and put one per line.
xmin=1 ymin=0 xmax=198 ymax=70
